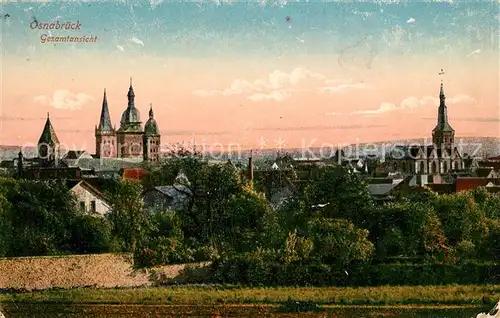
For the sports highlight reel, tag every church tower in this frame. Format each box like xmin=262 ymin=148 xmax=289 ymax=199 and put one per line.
xmin=38 ymin=112 xmax=60 ymax=167
xmin=116 ymin=78 xmax=144 ymax=158
xmin=95 ymin=89 xmax=117 ymax=158
xmin=143 ymin=104 xmax=161 ymax=162
xmin=432 ymin=82 xmax=455 ymax=150
xmin=17 ymin=149 xmax=23 ymax=178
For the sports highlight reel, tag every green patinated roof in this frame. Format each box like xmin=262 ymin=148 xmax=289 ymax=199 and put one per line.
xmin=119 ymin=82 xmax=143 ymax=132
xmin=119 ymin=107 xmax=143 ymax=132
xmin=144 ymin=105 xmax=160 ymax=136
xmin=38 ymin=114 xmax=60 ymax=145
xmin=433 ymin=122 xmax=455 ymax=132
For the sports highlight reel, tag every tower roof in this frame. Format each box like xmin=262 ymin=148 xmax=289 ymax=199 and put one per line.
xmin=433 ymin=82 xmax=454 ymax=133
xmin=127 ymin=77 xmax=135 ymax=99
xmin=144 ymin=103 xmax=160 ymax=136
xmin=38 ymin=112 xmax=60 ymax=145
xmin=97 ymin=89 xmax=114 ymax=132
xmin=119 ymin=78 xmax=142 ymax=132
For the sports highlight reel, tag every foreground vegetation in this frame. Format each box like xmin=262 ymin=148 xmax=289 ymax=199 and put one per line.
xmin=1 ymin=285 xmax=499 ymax=306
xmin=0 ymin=148 xmax=499 ymax=287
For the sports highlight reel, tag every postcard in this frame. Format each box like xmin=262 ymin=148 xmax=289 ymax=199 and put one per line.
xmin=0 ymin=1 xmax=499 ymax=317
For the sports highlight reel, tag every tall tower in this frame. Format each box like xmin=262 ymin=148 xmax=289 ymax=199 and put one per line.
xmin=432 ymin=82 xmax=455 ymax=150
xmin=38 ymin=112 xmax=60 ymax=167
xmin=17 ymin=148 xmax=23 ymax=178
xmin=143 ymin=104 xmax=161 ymax=162
xmin=95 ymin=89 xmax=117 ymax=158
xmin=116 ymin=78 xmax=144 ymax=158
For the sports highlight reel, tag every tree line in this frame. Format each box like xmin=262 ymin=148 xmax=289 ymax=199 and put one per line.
xmin=0 ymin=156 xmax=498 ymax=285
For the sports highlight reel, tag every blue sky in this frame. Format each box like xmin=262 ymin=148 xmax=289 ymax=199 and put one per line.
xmin=1 ymin=1 xmax=498 ymax=57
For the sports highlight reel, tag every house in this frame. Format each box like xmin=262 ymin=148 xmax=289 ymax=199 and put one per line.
xmin=426 ymin=183 xmax=455 ymax=194
xmin=23 ymin=166 xmax=97 ymax=180
xmin=96 ymin=170 xmax=121 ymax=181
xmin=143 ymin=185 xmax=192 ymax=212
xmin=455 ymin=177 xmax=500 ymax=193
xmin=68 ymin=179 xmax=111 ymax=216
xmin=475 ymin=167 xmax=499 ymax=178
xmin=367 ymin=176 xmax=413 ymax=202
xmin=61 ymin=150 xmax=93 ymax=166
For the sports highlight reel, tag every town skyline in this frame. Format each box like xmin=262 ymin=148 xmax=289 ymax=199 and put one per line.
xmin=1 ymin=1 xmax=499 ymax=153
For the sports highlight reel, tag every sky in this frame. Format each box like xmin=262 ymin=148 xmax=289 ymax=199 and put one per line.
xmin=1 ymin=0 xmax=499 ymax=153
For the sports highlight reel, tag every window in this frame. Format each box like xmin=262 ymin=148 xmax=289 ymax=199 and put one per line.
xmin=80 ymin=201 xmax=86 ymax=212
xmin=90 ymin=201 xmax=96 ymax=212
xmin=419 ymin=161 xmax=425 ymax=174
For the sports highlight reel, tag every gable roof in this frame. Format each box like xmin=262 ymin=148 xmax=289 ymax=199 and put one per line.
xmin=151 ymin=185 xmax=192 ymax=197
xmin=426 ymin=183 xmax=454 ymax=194
xmin=475 ymin=167 xmax=496 ymax=178
xmin=367 ymin=183 xmax=398 ymax=196
xmin=455 ymin=177 xmax=500 ymax=192
xmin=62 ymin=150 xmax=91 ymax=160
xmin=122 ymin=168 xmax=149 ymax=181
xmin=69 ymin=179 xmax=110 ymax=203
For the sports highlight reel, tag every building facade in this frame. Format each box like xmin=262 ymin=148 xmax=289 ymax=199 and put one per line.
xmin=95 ymin=78 xmax=161 ymax=162
xmin=70 ymin=180 xmax=111 ymax=216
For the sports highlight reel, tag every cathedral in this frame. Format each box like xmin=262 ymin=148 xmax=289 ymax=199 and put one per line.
xmin=95 ymin=79 xmax=161 ymax=162
xmin=387 ymin=82 xmax=464 ymax=175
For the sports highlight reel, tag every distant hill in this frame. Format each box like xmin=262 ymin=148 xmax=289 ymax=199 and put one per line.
xmin=223 ymin=136 xmax=500 ymax=161
xmin=0 ymin=146 xmax=38 ymax=161
xmin=1 ymin=136 xmax=498 ymax=163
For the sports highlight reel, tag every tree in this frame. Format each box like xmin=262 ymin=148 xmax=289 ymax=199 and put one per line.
xmin=433 ymin=193 xmax=489 ymax=250
xmin=0 ymin=192 xmax=12 ymax=257
xmin=69 ymin=215 xmax=116 ymax=254
xmin=306 ymin=218 xmax=374 ymax=267
xmin=135 ymin=210 xmax=195 ymax=266
xmin=0 ymin=179 xmax=78 ymax=256
xmin=302 ymin=165 xmax=375 ymax=228
xmin=215 ymin=184 xmax=271 ymax=253
xmin=370 ymin=201 xmax=451 ymax=261
xmin=282 ymin=229 xmax=314 ymax=263
xmin=479 ymin=219 xmax=500 ymax=261
xmin=107 ymin=181 xmax=147 ymax=252
xmin=142 ymin=155 xmax=271 ymax=256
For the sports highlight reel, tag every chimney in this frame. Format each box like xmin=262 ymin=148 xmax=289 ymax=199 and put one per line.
xmin=248 ymin=150 xmax=254 ymax=182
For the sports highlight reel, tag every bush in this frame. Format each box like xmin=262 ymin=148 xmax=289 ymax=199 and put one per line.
xmin=209 ymin=257 xmax=500 ymax=286
xmin=69 ymin=215 xmax=116 ymax=254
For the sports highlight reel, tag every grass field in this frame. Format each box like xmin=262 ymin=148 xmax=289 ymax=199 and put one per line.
xmin=0 ymin=303 xmax=494 ymax=318
xmin=1 ymin=284 xmax=499 ymax=306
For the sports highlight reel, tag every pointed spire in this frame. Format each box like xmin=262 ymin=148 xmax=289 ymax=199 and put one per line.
xmin=127 ymin=77 xmax=135 ymax=105
xmin=433 ymin=81 xmax=454 ymax=134
xmin=38 ymin=113 xmax=60 ymax=145
xmin=47 ymin=112 xmax=49 ymax=119
xmin=149 ymin=103 xmax=154 ymax=118
xmin=440 ymin=82 xmax=445 ymax=101
xmin=97 ymin=88 xmax=114 ymax=132
xmin=438 ymin=82 xmax=447 ymax=125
